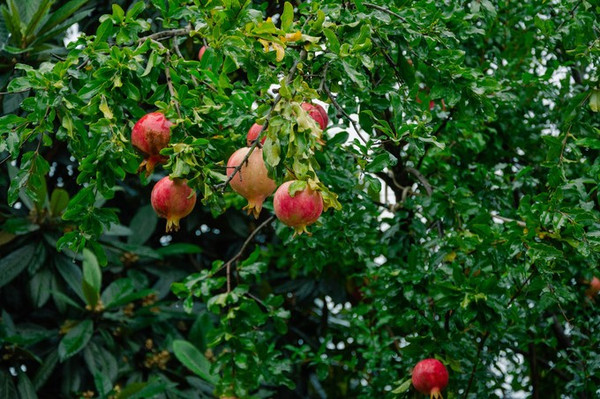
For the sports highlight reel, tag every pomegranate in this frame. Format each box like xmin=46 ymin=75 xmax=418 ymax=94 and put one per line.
xmin=227 ymin=147 xmax=276 ymax=218
xmin=151 ymin=177 xmax=197 ymax=232
xmin=246 ymin=123 xmax=266 ymax=146
xmin=198 ymin=45 xmax=207 ymax=61
xmin=586 ymin=276 xmax=600 ymax=298
xmin=273 ymin=180 xmax=323 ymax=235
xmin=132 ymin=112 xmax=172 ymax=175
xmin=411 ymin=358 xmax=449 ymax=399
xmin=301 ymin=102 xmax=328 ymax=130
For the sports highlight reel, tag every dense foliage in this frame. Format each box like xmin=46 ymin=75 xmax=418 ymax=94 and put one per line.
xmin=1 ymin=0 xmax=600 ymax=398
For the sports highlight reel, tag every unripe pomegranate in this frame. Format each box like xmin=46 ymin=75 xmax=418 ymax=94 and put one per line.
xmin=301 ymin=102 xmax=328 ymax=130
xmin=412 ymin=358 xmax=449 ymax=399
xmin=151 ymin=177 xmax=197 ymax=232
xmin=273 ymin=181 xmax=323 ymax=235
xmin=246 ymin=123 xmax=266 ymax=146
xmin=198 ymin=46 xmax=207 ymax=61
xmin=227 ymin=147 xmax=276 ymax=218
xmin=132 ymin=112 xmax=172 ymax=175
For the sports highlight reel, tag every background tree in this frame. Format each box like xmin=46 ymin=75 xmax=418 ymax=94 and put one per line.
xmin=1 ymin=0 xmax=599 ymax=398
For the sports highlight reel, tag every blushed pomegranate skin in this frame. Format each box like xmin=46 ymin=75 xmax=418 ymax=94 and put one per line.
xmin=301 ymin=102 xmax=328 ymax=130
xmin=227 ymin=147 xmax=276 ymax=218
xmin=151 ymin=177 xmax=196 ymax=232
xmin=273 ymin=180 xmax=323 ymax=235
xmin=411 ymin=358 xmax=449 ymax=399
xmin=198 ymin=46 xmax=207 ymax=61
xmin=132 ymin=112 xmax=172 ymax=175
xmin=246 ymin=123 xmax=266 ymax=146
xmin=586 ymin=276 xmax=600 ymax=298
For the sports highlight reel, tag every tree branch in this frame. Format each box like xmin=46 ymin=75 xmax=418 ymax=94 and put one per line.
xmin=321 ymin=76 xmax=369 ymax=145
xmin=363 ymin=2 xmax=407 ymax=23
xmin=217 ymin=50 xmax=307 ymax=192
xmin=150 ymin=39 xmax=181 ymax=118
xmin=221 ymin=215 xmax=275 ymax=292
xmin=138 ymin=26 xmax=192 ymax=43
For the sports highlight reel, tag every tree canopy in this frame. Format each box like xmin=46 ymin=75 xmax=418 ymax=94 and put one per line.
xmin=1 ymin=0 xmax=600 ymax=398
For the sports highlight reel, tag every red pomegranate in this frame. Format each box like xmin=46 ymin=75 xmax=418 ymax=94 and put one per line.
xmin=132 ymin=112 xmax=172 ymax=175
xmin=151 ymin=177 xmax=197 ymax=232
xmin=246 ymin=123 xmax=266 ymax=146
xmin=586 ymin=276 xmax=600 ymax=298
xmin=198 ymin=46 xmax=207 ymax=61
xmin=227 ymin=147 xmax=276 ymax=218
xmin=273 ymin=181 xmax=323 ymax=235
xmin=411 ymin=358 xmax=449 ymax=399
xmin=301 ymin=102 xmax=328 ymax=130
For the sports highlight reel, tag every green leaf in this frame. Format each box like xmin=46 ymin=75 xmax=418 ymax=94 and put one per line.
xmin=54 ymin=255 xmax=85 ymax=302
xmin=281 ymin=2 xmax=293 ymax=32
xmin=323 ymin=28 xmax=340 ymax=54
xmin=128 ymin=204 xmax=157 ymax=245
xmin=49 ymin=188 xmax=70 ymax=217
xmin=172 ymin=340 xmax=218 ymax=385
xmin=117 ymin=380 xmax=167 ymax=399
xmin=0 ymin=370 xmax=17 ymax=399
xmin=58 ymin=319 xmax=93 ymax=361
xmin=0 ymin=244 xmax=37 ymax=288
xmin=23 ymin=0 xmax=51 ymax=41
xmin=155 ymin=243 xmax=203 ymax=257
xmin=32 ymin=350 xmax=59 ymax=390
xmin=82 ymin=248 xmax=101 ymax=306
xmin=36 ymin=0 xmax=88 ymax=37
xmin=29 ymin=268 xmax=52 ymax=307
xmin=288 ymin=180 xmax=307 ymax=196
xmin=391 ymin=378 xmax=412 ymax=394
xmin=590 ymin=89 xmax=600 ymax=112
xmin=17 ymin=371 xmax=38 ymax=399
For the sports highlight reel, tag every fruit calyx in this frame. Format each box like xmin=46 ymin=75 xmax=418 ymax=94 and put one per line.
xmin=227 ymin=147 xmax=276 ymax=218
xmin=131 ymin=112 xmax=172 ymax=176
xmin=273 ymin=180 xmax=323 ymax=236
xmin=151 ymin=177 xmax=197 ymax=232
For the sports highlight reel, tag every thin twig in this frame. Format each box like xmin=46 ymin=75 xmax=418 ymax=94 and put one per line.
xmin=221 ymin=215 xmax=276 ymax=292
xmin=217 ymin=50 xmax=307 ymax=191
xmin=0 ymin=88 xmax=30 ymax=95
xmin=150 ymin=39 xmax=181 ymax=118
xmin=362 ymin=2 xmax=407 ymax=23
xmin=321 ymin=79 xmax=369 ymax=145
xmin=491 ymin=213 xmax=527 ymax=228
xmin=405 ymin=167 xmax=432 ymax=196
xmin=138 ymin=26 xmax=192 ymax=43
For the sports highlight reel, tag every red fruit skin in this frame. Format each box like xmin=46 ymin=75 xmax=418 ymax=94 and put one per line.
xmin=198 ymin=46 xmax=207 ymax=61
xmin=313 ymin=103 xmax=329 ymax=129
xmin=586 ymin=276 xmax=600 ymax=298
xmin=412 ymin=359 xmax=449 ymax=399
xmin=273 ymin=181 xmax=323 ymax=236
xmin=246 ymin=123 xmax=266 ymax=146
xmin=227 ymin=147 xmax=276 ymax=218
xmin=301 ymin=102 xmax=327 ymax=130
xmin=151 ymin=177 xmax=197 ymax=232
xmin=132 ymin=112 xmax=172 ymax=175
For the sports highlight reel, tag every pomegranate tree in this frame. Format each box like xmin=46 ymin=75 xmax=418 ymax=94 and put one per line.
xmin=301 ymin=102 xmax=328 ymax=130
xmin=246 ymin=123 xmax=266 ymax=146
xmin=273 ymin=180 xmax=323 ymax=235
xmin=411 ymin=358 xmax=449 ymax=399
xmin=227 ymin=147 xmax=276 ymax=218
xmin=131 ymin=112 xmax=172 ymax=175
xmin=151 ymin=177 xmax=197 ymax=232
